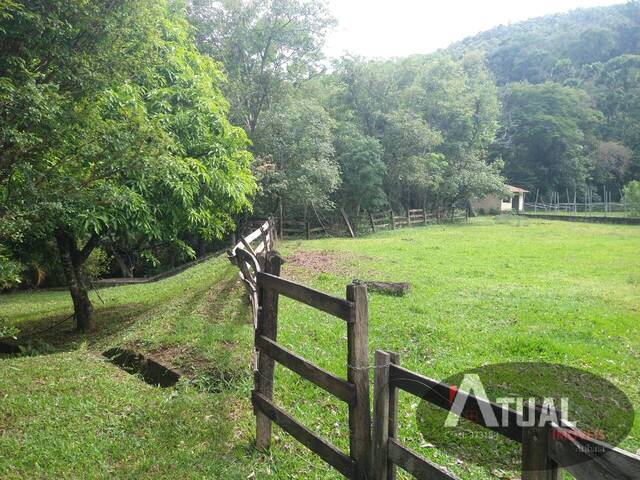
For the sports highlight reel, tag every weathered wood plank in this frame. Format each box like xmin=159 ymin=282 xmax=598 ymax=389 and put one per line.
xmin=252 ymin=391 xmax=355 ymax=478
xmin=389 ymin=364 xmax=523 ymax=442
xmin=388 ymin=439 xmax=459 ymax=480
xmin=387 ymin=352 xmax=400 ymax=480
xmin=257 ymin=272 xmax=354 ymax=321
xmin=341 ymin=208 xmax=356 ymax=238
xmin=235 ymin=248 xmax=260 ymax=282
xmin=346 ymin=283 xmax=372 ymax=479
xmin=243 ymin=220 xmax=270 ymax=244
xmin=549 ymin=425 xmax=640 ymax=480
xmin=372 ymin=351 xmax=391 ymax=480
xmin=255 ymin=335 xmax=356 ymax=405
xmin=522 ymin=422 xmax=559 ymax=480
xmin=255 ymin=253 xmax=282 ymax=451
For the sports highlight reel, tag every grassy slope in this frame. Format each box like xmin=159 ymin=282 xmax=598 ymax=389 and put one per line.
xmin=1 ymin=218 xmax=639 ymax=479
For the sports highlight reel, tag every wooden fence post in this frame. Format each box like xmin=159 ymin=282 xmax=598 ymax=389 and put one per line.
xmin=522 ymin=418 xmax=560 ymax=480
xmin=369 ymin=211 xmax=376 ymax=233
xmin=341 ymin=208 xmax=356 ymax=238
xmin=255 ymin=252 xmax=283 ymax=451
xmin=346 ymin=283 xmax=371 ymax=479
xmin=387 ymin=352 xmax=400 ymax=480
xmin=422 ymin=209 xmax=427 ymax=225
xmin=390 ymin=211 xmax=395 ymax=230
xmin=373 ymin=350 xmax=391 ymax=480
xmin=406 ymin=210 xmax=411 ymax=228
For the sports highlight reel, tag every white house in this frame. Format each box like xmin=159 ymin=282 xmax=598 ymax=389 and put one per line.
xmin=472 ymin=185 xmax=529 ymax=214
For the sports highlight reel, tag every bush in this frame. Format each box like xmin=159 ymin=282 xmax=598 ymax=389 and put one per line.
xmin=0 ymin=250 xmax=22 ymax=290
xmin=623 ymin=181 xmax=640 ymax=214
xmin=0 ymin=317 xmax=19 ymax=339
xmin=84 ymin=248 xmax=108 ymax=281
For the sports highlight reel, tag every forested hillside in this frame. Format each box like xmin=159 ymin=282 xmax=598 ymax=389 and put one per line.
xmin=190 ymin=0 xmax=640 ymax=219
xmin=450 ymin=2 xmax=640 ymax=193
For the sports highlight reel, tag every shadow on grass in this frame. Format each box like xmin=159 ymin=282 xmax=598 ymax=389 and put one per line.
xmin=1 ymin=302 xmax=154 ymax=359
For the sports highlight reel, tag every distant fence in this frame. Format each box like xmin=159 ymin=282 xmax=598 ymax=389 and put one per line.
xmin=524 ymin=202 xmax=628 ymax=214
xmin=523 ymin=213 xmax=640 ymax=225
xmin=368 ymin=209 xmax=466 ymax=232
xmin=227 ymin=220 xmax=640 ymax=480
xmin=265 ymin=207 xmax=467 ymax=241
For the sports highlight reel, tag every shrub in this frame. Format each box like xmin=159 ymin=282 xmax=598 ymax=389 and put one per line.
xmin=623 ymin=181 xmax=640 ymax=214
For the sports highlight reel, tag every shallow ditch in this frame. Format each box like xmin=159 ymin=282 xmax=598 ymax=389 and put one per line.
xmin=0 ymin=339 xmax=21 ymax=355
xmin=103 ymin=347 xmax=183 ymax=387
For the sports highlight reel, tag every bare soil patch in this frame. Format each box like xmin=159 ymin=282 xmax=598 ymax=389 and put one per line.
xmin=284 ymin=249 xmax=376 ymax=281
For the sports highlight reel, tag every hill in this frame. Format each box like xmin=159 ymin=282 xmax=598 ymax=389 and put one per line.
xmin=445 ymin=2 xmax=640 ymax=194
xmin=449 ymin=2 xmax=640 ymax=85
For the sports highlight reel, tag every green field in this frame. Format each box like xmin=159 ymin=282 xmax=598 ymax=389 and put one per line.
xmin=1 ymin=217 xmax=639 ymax=479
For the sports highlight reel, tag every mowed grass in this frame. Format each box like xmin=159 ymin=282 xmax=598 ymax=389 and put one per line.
xmin=1 ymin=217 xmax=639 ymax=479
xmin=270 ymin=217 xmax=640 ymax=479
xmin=0 ymin=351 xmax=260 ymax=480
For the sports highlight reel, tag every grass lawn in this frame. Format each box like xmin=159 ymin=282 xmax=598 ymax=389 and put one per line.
xmin=1 ymin=217 xmax=639 ymax=479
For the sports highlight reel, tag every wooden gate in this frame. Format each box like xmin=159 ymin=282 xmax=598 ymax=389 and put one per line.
xmin=252 ymin=252 xmax=372 ymax=479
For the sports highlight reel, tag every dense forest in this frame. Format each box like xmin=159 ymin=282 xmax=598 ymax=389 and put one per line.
xmin=451 ymin=2 xmax=640 ymax=195
xmin=189 ymin=0 xmax=640 ymax=217
xmin=1 ymin=0 xmax=639 ymax=327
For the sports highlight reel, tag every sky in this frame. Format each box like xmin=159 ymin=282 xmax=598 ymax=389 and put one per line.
xmin=324 ymin=0 xmax=624 ymax=59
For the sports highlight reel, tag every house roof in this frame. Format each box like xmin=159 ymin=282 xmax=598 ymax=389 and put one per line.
xmin=507 ymin=185 xmax=529 ymax=193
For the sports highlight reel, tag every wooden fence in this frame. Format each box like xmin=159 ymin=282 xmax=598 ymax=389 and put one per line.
xmin=228 ymin=221 xmax=640 ymax=480
xmin=369 ymin=209 xmax=465 ymax=233
xmin=227 ymin=218 xmax=276 ymax=328
xmin=372 ymin=349 xmax=640 ymax=480
xmin=228 ymin=221 xmax=372 ymax=479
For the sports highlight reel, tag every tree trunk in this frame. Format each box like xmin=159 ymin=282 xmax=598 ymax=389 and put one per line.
xmin=109 ymin=246 xmax=133 ymax=278
xmin=56 ymin=232 xmax=96 ymax=332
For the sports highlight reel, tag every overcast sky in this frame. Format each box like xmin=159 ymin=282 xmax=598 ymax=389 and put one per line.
xmin=324 ymin=0 xmax=624 ymax=59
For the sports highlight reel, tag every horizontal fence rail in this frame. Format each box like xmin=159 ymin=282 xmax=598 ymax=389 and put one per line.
xmin=257 ymin=272 xmax=354 ymax=321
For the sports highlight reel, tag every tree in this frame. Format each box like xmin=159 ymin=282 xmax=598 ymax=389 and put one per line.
xmin=589 ymin=141 xmax=633 ymax=188
xmin=252 ymin=96 xmax=339 ymax=213
xmin=188 ymin=0 xmax=335 ymax=134
xmin=333 ymin=123 xmax=387 ymax=215
xmin=588 ymin=55 xmax=640 ymax=180
xmin=0 ymin=0 xmax=255 ymax=331
xmin=497 ymin=82 xmax=602 ymax=193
